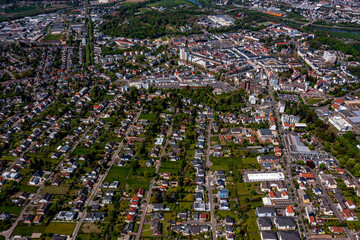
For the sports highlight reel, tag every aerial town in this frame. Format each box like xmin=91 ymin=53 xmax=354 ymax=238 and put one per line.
xmin=0 ymin=0 xmax=360 ymax=240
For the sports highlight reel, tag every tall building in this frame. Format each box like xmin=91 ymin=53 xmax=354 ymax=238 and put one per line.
xmin=278 ymin=101 xmax=285 ymax=113
xmin=180 ymin=48 xmax=189 ymax=61
xmin=323 ymin=51 xmax=337 ymax=63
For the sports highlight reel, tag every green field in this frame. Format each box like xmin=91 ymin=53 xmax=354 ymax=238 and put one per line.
xmin=103 ymin=95 xmax=115 ymax=100
xmin=13 ymin=224 xmax=46 ymax=236
xmin=4 ymin=6 xmax=36 ymax=13
xmin=210 ymin=157 xmax=260 ymax=171
xmin=104 ymin=166 xmax=130 ymax=182
xmin=139 ymin=113 xmax=157 ymax=121
xmin=44 ymin=222 xmax=76 ymax=235
xmin=158 ymin=161 xmax=182 ymax=174
xmin=104 ymin=166 xmax=153 ymax=190
xmin=0 ymin=155 xmax=17 ymax=161
xmin=306 ymin=98 xmax=324 ymax=105
xmin=354 ymin=45 xmax=360 ymax=54
xmin=40 ymin=185 xmax=69 ymax=195
xmin=147 ymin=0 xmax=193 ymax=7
xmin=72 ymin=146 xmax=96 ymax=155
xmin=43 ymin=34 xmax=60 ymax=41
xmin=0 ymin=205 xmax=23 ymax=215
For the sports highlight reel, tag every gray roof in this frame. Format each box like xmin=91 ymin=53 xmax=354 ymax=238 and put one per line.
xmin=278 ymin=230 xmax=300 ymax=240
xmin=257 ymin=217 xmax=272 ymax=228
xmin=274 ymin=217 xmax=296 ymax=228
xmin=261 ymin=231 xmax=277 ymax=240
xmin=256 ymin=207 xmax=276 ymax=215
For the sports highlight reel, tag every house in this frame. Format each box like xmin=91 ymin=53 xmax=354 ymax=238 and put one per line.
xmin=220 ymin=202 xmax=230 ymax=210
xmin=226 ymin=233 xmax=235 ymax=240
xmin=51 ymin=235 xmax=67 ymax=240
xmin=344 ymin=179 xmax=356 ymax=189
xmin=195 ymin=192 xmax=203 ymax=201
xmin=257 ymin=155 xmax=278 ymax=163
xmin=0 ymin=212 xmax=11 ymax=221
xmin=178 ymin=212 xmax=188 ymax=219
xmin=137 ymin=188 xmax=145 ymax=198
xmin=56 ymin=211 xmax=77 ymax=221
xmin=33 ymin=215 xmax=43 ymax=224
xmin=23 ymin=214 xmax=34 ymax=224
xmin=199 ymin=213 xmax=207 ymax=222
xmin=225 ymin=216 xmax=235 ymax=226
xmin=39 ymin=193 xmax=52 ymax=203
xmin=258 ymin=129 xmax=273 ymax=141
xmin=260 ymin=231 xmax=277 ymax=240
xmin=286 ymin=205 xmax=295 ymax=217
xmin=36 ymin=203 xmax=49 ymax=215
xmin=274 ymin=217 xmax=297 ymax=230
xmin=255 ymin=207 xmax=277 ymax=217
xmin=193 ymin=201 xmax=208 ymax=211
xmin=257 ymin=217 xmax=272 ymax=230
xmin=329 ymin=226 xmax=344 ymax=234
xmin=151 ymin=212 xmax=164 ymax=221
xmin=303 ymin=194 xmax=311 ymax=203
xmin=313 ymin=187 xmax=322 ymax=195
xmin=123 ymin=222 xmax=135 ymax=233
xmin=218 ymin=189 xmax=229 ymax=199
xmin=152 ymin=221 xmax=162 ymax=236
xmin=278 ymin=231 xmax=300 ymax=240
xmin=342 ymin=209 xmax=357 ymax=221
xmin=125 ymin=214 xmax=135 ymax=223
xmin=152 ymin=203 xmax=169 ymax=211
xmin=346 ymin=200 xmax=356 ymax=209
xmin=326 ymin=178 xmax=337 ymax=189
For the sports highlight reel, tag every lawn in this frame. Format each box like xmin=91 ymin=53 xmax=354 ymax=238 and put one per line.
xmin=158 ymin=161 xmax=182 ymax=174
xmin=40 ymin=186 xmax=69 ymax=195
xmin=43 ymin=34 xmax=60 ymax=41
xmin=210 ymin=156 xmax=261 ymax=171
xmin=104 ymin=166 xmax=130 ymax=182
xmin=142 ymin=224 xmax=152 ymax=237
xmin=147 ymin=0 xmax=195 ymax=7
xmin=4 ymin=6 xmax=36 ymax=13
xmin=17 ymin=182 xmax=39 ymax=194
xmin=103 ymin=95 xmax=115 ymax=100
xmin=80 ymin=222 xmax=102 ymax=234
xmin=72 ymin=146 xmax=96 ymax=155
xmin=0 ymin=155 xmax=17 ymax=161
xmin=105 ymin=166 xmax=153 ymax=190
xmin=0 ymin=205 xmax=23 ymax=215
xmin=12 ymin=224 xmax=46 ymax=237
xmin=306 ymin=98 xmax=324 ymax=105
xmin=246 ymin=211 xmax=261 ymax=240
xmin=44 ymin=222 xmax=76 ymax=235
xmin=139 ymin=113 xmax=157 ymax=121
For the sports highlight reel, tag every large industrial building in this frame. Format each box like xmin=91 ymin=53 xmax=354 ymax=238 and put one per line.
xmin=329 ymin=116 xmax=353 ymax=132
xmin=286 ymin=135 xmax=327 ymax=157
xmin=244 ymin=171 xmax=285 ymax=182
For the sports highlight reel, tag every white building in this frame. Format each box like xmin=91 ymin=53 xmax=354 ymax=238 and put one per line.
xmin=323 ymin=51 xmax=337 ymax=63
xmin=246 ymin=172 xmax=285 ymax=182
xmin=208 ymin=15 xmax=234 ymax=27
xmin=329 ymin=116 xmax=353 ymax=131
xmin=278 ymin=101 xmax=285 ymax=113
xmin=180 ymin=48 xmax=189 ymax=61
xmin=249 ymin=94 xmax=258 ymax=105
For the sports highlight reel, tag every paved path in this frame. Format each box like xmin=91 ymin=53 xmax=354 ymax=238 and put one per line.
xmin=71 ymin=108 xmax=143 ymax=240
xmin=205 ymin=119 xmax=216 ymax=240
xmin=135 ymin=121 xmax=173 ymax=240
